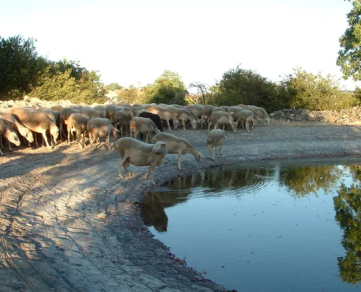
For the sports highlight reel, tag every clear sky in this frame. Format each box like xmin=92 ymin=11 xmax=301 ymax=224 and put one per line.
xmin=1 ymin=0 xmax=359 ymax=92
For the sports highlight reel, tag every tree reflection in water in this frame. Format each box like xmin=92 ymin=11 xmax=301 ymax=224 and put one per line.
xmin=334 ymin=165 xmax=361 ymax=285
xmin=279 ymin=165 xmax=341 ymax=197
xmin=141 ymin=161 xmax=361 ymax=288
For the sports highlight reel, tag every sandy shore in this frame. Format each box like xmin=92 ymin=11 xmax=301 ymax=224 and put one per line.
xmin=1 ymin=121 xmax=361 ymax=292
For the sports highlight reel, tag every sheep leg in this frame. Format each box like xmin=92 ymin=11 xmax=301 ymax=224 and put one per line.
xmin=81 ymin=132 xmax=85 ymax=149
xmin=91 ymin=132 xmax=99 ymax=152
xmin=122 ymin=160 xmax=132 ymax=177
xmin=0 ymin=139 xmax=3 ymax=155
xmin=178 ymin=151 xmax=182 ymax=170
xmin=212 ymin=146 xmax=216 ymax=161
xmin=117 ymin=156 xmax=129 ymax=179
xmin=219 ymin=142 xmax=223 ymax=156
xmin=42 ymin=131 xmax=53 ymax=150
xmin=246 ymin=120 xmax=250 ymax=132
xmin=147 ymin=162 xmax=157 ymax=186
xmin=207 ymin=121 xmax=212 ymax=133
xmin=67 ymin=128 xmax=71 ymax=144
xmin=166 ymin=120 xmax=172 ymax=131
xmin=182 ymin=120 xmax=186 ymax=131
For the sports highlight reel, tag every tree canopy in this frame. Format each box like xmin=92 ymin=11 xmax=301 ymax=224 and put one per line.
xmin=144 ymin=70 xmax=188 ymax=105
xmin=0 ymin=35 xmax=105 ymax=104
xmin=338 ymin=0 xmax=361 ymax=81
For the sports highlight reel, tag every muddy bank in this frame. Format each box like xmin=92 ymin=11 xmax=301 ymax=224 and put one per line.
xmin=1 ymin=122 xmax=361 ymax=291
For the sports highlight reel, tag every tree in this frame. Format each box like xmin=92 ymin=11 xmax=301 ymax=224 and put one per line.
xmin=31 ymin=65 xmax=106 ymax=104
xmin=144 ymin=70 xmax=188 ymax=105
xmin=0 ymin=35 xmax=45 ymax=98
xmin=214 ymin=65 xmax=280 ymax=112
xmin=337 ymin=0 xmax=361 ymax=81
xmin=189 ymin=82 xmax=212 ymax=105
xmin=280 ymin=68 xmax=358 ymax=111
xmin=105 ymin=82 xmax=123 ymax=91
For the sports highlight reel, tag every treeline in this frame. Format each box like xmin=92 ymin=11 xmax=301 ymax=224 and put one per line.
xmin=0 ymin=35 xmax=106 ymax=104
xmin=1 ymin=35 xmax=359 ymax=112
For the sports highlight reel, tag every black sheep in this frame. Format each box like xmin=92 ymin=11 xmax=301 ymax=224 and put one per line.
xmin=138 ymin=112 xmax=164 ymax=132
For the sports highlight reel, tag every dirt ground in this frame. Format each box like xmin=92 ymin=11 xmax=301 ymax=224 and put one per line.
xmin=1 ymin=121 xmax=361 ymax=292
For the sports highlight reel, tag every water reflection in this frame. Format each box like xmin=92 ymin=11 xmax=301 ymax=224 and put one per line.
xmin=141 ymin=159 xmax=361 ymax=290
xmin=334 ymin=165 xmax=361 ymax=285
xmin=279 ymin=165 xmax=342 ymax=197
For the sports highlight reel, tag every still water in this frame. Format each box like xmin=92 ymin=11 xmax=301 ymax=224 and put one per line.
xmin=141 ymin=157 xmax=361 ymax=292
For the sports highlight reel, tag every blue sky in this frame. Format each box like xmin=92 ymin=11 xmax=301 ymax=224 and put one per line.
xmin=1 ymin=0 xmax=358 ymax=91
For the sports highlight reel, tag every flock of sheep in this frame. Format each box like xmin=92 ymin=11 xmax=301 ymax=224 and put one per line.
xmin=0 ymin=102 xmax=270 ymax=184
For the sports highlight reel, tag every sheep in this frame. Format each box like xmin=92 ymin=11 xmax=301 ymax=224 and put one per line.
xmin=130 ymin=117 xmax=160 ymax=143
xmin=203 ymin=105 xmax=215 ymax=119
xmin=106 ymin=104 xmax=117 ymax=123
xmin=0 ymin=118 xmax=21 ymax=154
xmin=247 ymin=105 xmax=270 ymax=125
xmin=235 ymin=109 xmax=255 ymax=132
xmin=86 ymin=118 xmax=118 ymax=152
xmin=59 ymin=107 xmax=79 ymax=141
xmin=67 ymin=113 xmax=90 ymax=148
xmin=113 ymin=137 xmax=167 ymax=185
xmin=208 ymin=111 xmax=237 ymax=133
xmin=7 ymin=108 xmax=59 ymax=150
xmin=92 ymin=105 xmax=107 ymax=118
xmin=79 ymin=107 xmax=100 ymax=119
xmin=138 ymin=111 xmax=164 ymax=132
xmin=211 ymin=106 xmax=226 ymax=114
xmin=151 ymin=132 xmax=201 ymax=170
xmin=207 ymin=129 xmax=226 ymax=161
xmin=143 ymin=105 xmax=179 ymax=131
xmin=113 ymin=110 xmax=130 ymax=137
xmin=187 ymin=104 xmax=206 ymax=129
xmin=0 ymin=112 xmax=34 ymax=145
xmin=168 ymin=107 xmax=198 ymax=130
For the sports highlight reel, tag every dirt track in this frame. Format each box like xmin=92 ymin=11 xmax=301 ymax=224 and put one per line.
xmin=1 ymin=122 xmax=361 ymax=292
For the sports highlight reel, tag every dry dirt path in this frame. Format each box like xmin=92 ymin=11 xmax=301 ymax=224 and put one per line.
xmin=1 ymin=122 xmax=361 ymax=292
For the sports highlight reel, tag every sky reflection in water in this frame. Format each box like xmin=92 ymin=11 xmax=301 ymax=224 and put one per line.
xmin=141 ymin=157 xmax=361 ymax=292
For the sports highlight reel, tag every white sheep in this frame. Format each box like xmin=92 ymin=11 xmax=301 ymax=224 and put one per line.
xmin=7 ymin=108 xmax=59 ymax=149
xmin=67 ymin=113 xmax=90 ymax=148
xmin=208 ymin=111 xmax=237 ymax=133
xmin=113 ymin=137 xmax=168 ymax=185
xmin=235 ymin=110 xmax=255 ymax=132
xmin=143 ymin=105 xmax=179 ymax=131
xmin=0 ymin=112 xmax=34 ymax=145
xmin=86 ymin=118 xmax=119 ymax=152
xmin=130 ymin=117 xmax=160 ymax=143
xmin=0 ymin=118 xmax=21 ymax=154
xmin=168 ymin=107 xmax=198 ymax=130
xmin=151 ymin=132 xmax=201 ymax=170
xmin=207 ymin=129 xmax=226 ymax=161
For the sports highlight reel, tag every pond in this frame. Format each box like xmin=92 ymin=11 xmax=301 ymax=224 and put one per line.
xmin=141 ymin=157 xmax=361 ymax=292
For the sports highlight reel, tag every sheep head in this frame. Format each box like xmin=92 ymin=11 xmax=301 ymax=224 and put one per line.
xmin=152 ymin=141 xmax=167 ymax=154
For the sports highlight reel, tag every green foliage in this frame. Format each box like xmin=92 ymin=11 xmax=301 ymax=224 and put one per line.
xmin=279 ymin=165 xmax=341 ymax=198
xmin=0 ymin=35 xmax=106 ymax=103
xmin=338 ymin=0 xmax=361 ymax=81
xmin=0 ymin=35 xmax=46 ymax=98
xmin=334 ymin=166 xmax=361 ymax=284
xmin=115 ymin=86 xmax=144 ymax=104
xmin=213 ymin=65 xmax=284 ymax=112
xmin=105 ymin=82 xmax=123 ymax=91
xmin=31 ymin=65 xmax=106 ymax=104
xmin=144 ymin=70 xmax=188 ymax=105
xmin=280 ymin=68 xmax=358 ymax=111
